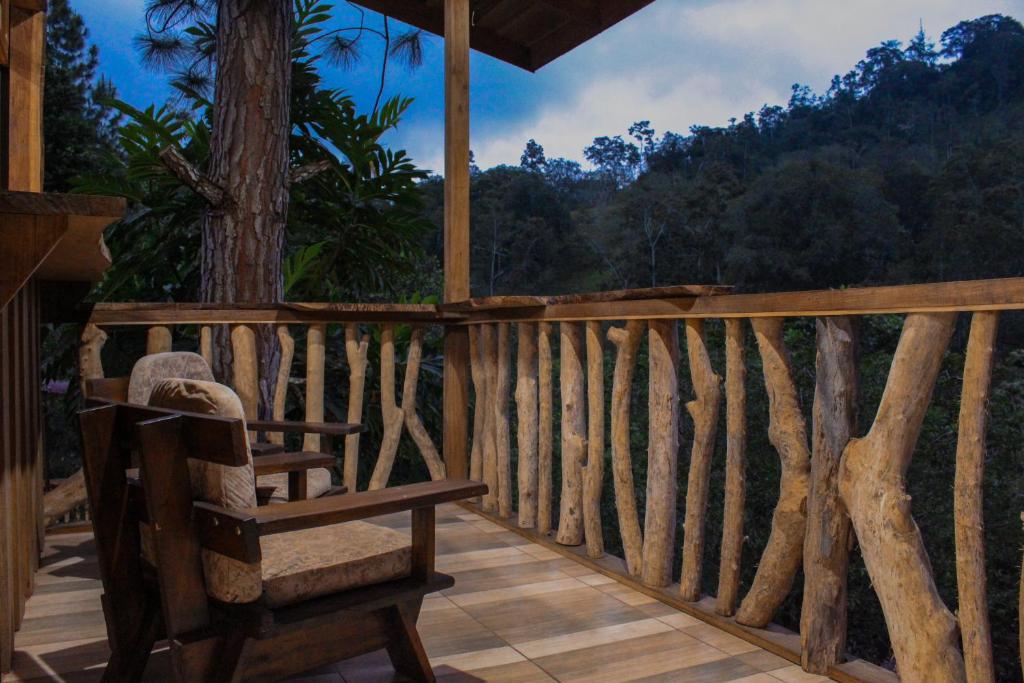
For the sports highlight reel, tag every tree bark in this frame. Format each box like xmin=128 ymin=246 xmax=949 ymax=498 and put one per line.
xmin=608 ymin=320 xmax=644 ymax=576
xmin=583 ymin=320 xmax=605 ymax=558
xmin=680 ymin=319 xmax=722 ymax=600
xmin=557 ymin=322 xmax=587 ymax=546
xmin=642 ymin=319 xmax=679 ymax=587
xmin=800 ymin=316 xmax=857 ymax=672
xmin=838 ymin=312 xmax=965 ymax=683
xmin=515 ymin=323 xmax=539 ymax=528
xmin=736 ymin=318 xmax=809 ymax=626
xmin=955 ymin=312 xmax=998 ymax=683
xmin=716 ymin=318 xmax=746 ymax=616
xmin=538 ymin=322 xmax=554 ymax=534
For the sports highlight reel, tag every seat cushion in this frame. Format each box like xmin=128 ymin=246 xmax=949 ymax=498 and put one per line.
xmin=258 ymin=467 xmax=334 ymax=504
xmin=148 ymin=378 xmax=257 ymax=510
xmin=205 ymin=520 xmax=412 ymax=607
xmin=128 ymin=351 xmax=214 ymax=405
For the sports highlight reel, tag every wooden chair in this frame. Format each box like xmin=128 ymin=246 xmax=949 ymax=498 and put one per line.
xmin=84 ymin=351 xmax=359 ymax=502
xmin=78 ymin=379 xmax=485 ymax=682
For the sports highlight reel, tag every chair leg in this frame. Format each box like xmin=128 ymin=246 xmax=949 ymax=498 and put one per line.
xmin=102 ymin=595 xmax=161 ymax=683
xmin=208 ymin=630 xmax=251 ymax=683
xmin=385 ymin=600 xmax=434 ymax=683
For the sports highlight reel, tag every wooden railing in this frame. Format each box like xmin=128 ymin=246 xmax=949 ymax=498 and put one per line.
xmin=69 ymin=277 xmax=1024 ymax=683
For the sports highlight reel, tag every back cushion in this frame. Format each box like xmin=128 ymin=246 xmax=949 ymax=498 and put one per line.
xmin=128 ymin=352 xmax=215 ymax=405
xmin=148 ymin=378 xmax=257 ymax=510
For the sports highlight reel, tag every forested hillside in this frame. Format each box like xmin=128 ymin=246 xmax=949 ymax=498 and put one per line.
xmin=419 ymin=15 xmax=1024 ymax=299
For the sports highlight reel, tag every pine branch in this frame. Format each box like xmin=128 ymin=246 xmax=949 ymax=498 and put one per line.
xmin=158 ymin=145 xmax=225 ymax=206
xmin=289 ymin=160 xmax=333 ymax=185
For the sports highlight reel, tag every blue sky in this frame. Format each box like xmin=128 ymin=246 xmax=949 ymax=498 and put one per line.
xmin=80 ymin=0 xmax=1022 ymax=174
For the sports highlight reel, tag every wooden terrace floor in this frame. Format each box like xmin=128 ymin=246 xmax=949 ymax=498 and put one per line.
xmin=9 ymin=504 xmax=830 ymax=683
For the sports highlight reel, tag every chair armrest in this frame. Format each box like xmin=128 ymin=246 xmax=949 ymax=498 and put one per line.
xmin=248 ymin=419 xmax=365 ymax=436
xmin=252 ymin=451 xmax=335 ymax=476
xmin=194 ymin=479 xmax=487 ymax=558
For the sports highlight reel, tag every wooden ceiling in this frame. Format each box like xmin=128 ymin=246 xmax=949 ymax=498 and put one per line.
xmin=352 ymin=0 xmax=656 ymax=71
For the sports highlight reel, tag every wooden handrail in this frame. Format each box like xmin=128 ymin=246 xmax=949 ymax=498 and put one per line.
xmin=89 ymin=302 xmax=459 ymax=326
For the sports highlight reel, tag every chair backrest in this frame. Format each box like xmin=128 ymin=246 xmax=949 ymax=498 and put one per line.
xmin=128 ymin=351 xmax=214 ymax=405
xmin=78 ymin=399 xmax=251 ymax=651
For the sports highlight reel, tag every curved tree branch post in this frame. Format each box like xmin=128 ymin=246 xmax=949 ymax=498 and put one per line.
xmin=557 ymin=322 xmax=587 ymax=546
xmin=268 ymin=325 xmax=294 ymax=446
xmin=303 ymin=324 xmax=327 ymax=452
xmin=480 ymin=324 xmax=499 ymax=512
xmin=955 ymin=311 xmax=998 ymax=683
xmin=146 ymin=325 xmax=172 ymax=355
xmin=469 ymin=326 xmax=486 ymax=493
xmin=608 ymin=320 xmax=644 ymax=576
xmin=642 ymin=319 xmax=680 ymax=587
xmin=230 ymin=324 xmax=260 ymax=440
xmin=800 ymin=316 xmax=858 ymax=672
xmin=369 ymin=324 xmax=403 ymax=490
xmin=79 ymin=323 xmax=107 ymax=386
xmin=495 ymin=324 xmax=512 ymax=516
xmin=537 ymin=322 xmax=554 ymax=534
xmin=716 ymin=318 xmax=746 ymax=615
xmin=839 ymin=312 xmax=965 ymax=683
xmin=736 ymin=318 xmax=809 ymax=625
xmin=343 ymin=324 xmax=369 ymax=492
xmin=402 ymin=327 xmax=446 ymax=482
xmin=583 ymin=320 xmax=606 ymax=558
xmin=515 ymin=322 xmax=539 ymax=528
xmin=680 ymin=319 xmax=722 ymax=600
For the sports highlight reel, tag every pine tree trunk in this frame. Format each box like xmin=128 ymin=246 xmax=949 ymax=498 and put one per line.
xmin=201 ymin=0 xmax=291 ymax=405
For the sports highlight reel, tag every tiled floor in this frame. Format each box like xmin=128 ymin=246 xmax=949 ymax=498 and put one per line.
xmin=8 ymin=504 xmax=831 ymax=682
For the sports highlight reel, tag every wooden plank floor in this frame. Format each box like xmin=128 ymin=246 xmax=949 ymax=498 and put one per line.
xmin=8 ymin=504 xmax=831 ymax=683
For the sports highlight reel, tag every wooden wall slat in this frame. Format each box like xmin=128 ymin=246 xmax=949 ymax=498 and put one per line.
xmin=0 ymin=295 xmax=12 ymax=672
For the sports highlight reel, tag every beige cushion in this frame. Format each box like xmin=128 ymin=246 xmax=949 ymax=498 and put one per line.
xmin=128 ymin=352 xmax=214 ymax=405
xmin=258 ymin=467 xmax=334 ymax=504
xmin=205 ymin=521 xmax=412 ymax=607
xmin=147 ymin=378 xmax=257 ymax=510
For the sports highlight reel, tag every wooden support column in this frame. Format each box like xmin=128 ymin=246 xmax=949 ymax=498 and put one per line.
xmin=955 ymin=312 xmax=998 ymax=683
xmin=608 ymin=320 xmax=644 ymax=576
xmin=801 ymin=316 xmax=857 ymax=672
xmin=583 ymin=320 xmax=605 ymax=558
xmin=515 ymin=322 xmax=539 ymax=528
xmin=537 ymin=322 xmax=554 ymax=534
xmin=480 ymin=324 xmax=498 ymax=511
xmin=303 ymin=324 xmax=326 ymax=452
xmin=343 ymin=324 xmax=369 ymax=491
xmin=642 ymin=319 xmax=679 ymax=587
xmin=7 ymin=7 xmax=44 ymax=191
xmin=716 ymin=318 xmax=746 ymax=615
xmin=269 ymin=325 xmax=294 ymax=446
xmin=495 ymin=324 xmax=512 ymax=516
xmin=199 ymin=325 xmax=214 ymax=368
xmin=557 ymin=321 xmax=587 ymax=546
xmin=230 ymin=324 xmax=259 ymax=426
xmin=146 ymin=326 xmax=172 ymax=355
xmin=441 ymin=0 xmax=471 ymax=479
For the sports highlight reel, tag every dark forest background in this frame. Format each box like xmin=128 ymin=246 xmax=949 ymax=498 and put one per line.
xmin=41 ymin=3 xmax=1024 ymax=679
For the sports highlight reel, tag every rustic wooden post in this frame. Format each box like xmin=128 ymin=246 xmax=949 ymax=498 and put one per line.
xmin=515 ymin=322 xmax=539 ymax=528
xmin=199 ymin=325 xmax=214 ymax=368
xmin=839 ymin=312 xmax=965 ymax=683
xmin=268 ymin=325 xmax=293 ymax=446
xmin=370 ymin=324 xmax=402 ymax=491
xmin=642 ymin=319 xmax=679 ymax=587
xmin=469 ymin=325 xmax=486 ymax=489
xmin=303 ymin=324 xmax=326 ymax=452
xmin=583 ymin=320 xmax=606 ymax=558
xmin=680 ymin=318 xmax=722 ymax=600
xmin=481 ymin=324 xmax=499 ymax=511
xmin=537 ymin=321 xmax=554 ymax=534
xmin=736 ymin=318 xmax=809 ymax=626
xmin=402 ymin=327 xmax=446 ymax=482
xmin=801 ymin=316 xmax=857 ymax=672
xmin=716 ymin=318 xmax=746 ymax=616
xmin=343 ymin=324 xmax=369 ymax=491
xmin=608 ymin=320 xmax=644 ymax=575
xmin=557 ymin=321 xmax=587 ymax=546
xmin=230 ymin=324 xmax=260 ymax=425
xmin=441 ymin=0 xmax=471 ymax=480
xmin=495 ymin=323 xmax=512 ymax=516
xmin=79 ymin=323 xmax=107 ymax=386
xmin=146 ymin=325 xmax=172 ymax=355
xmin=955 ymin=311 xmax=998 ymax=683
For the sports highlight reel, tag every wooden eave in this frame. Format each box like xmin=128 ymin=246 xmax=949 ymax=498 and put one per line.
xmin=0 ymin=191 xmax=125 ymax=310
xmin=351 ymin=0 xmax=656 ymax=71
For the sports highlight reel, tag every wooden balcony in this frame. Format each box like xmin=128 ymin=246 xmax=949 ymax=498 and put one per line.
xmin=11 ymin=504 xmax=828 ymax=683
